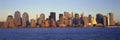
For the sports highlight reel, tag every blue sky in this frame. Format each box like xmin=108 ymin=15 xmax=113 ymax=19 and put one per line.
xmin=0 ymin=0 xmax=120 ymax=22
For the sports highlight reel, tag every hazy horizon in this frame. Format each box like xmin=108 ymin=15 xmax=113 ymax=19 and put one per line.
xmin=0 ymin=0 xmax=120 ymax=22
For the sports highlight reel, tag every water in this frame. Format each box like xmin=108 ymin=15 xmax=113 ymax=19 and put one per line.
xmin=0 ymin=28 xmax=120 ymax=40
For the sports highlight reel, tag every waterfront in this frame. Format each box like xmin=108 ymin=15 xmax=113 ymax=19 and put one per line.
xmin=0 ymin=27 xmax=120 ymax=40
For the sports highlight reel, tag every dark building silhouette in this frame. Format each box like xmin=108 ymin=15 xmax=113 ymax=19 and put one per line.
xmin=73 ymin=14 xmax=79 ymax=27
xmin=59 ymin=14 xmax=63 ymax=20
xmin=49 ymin=12 xmax=56 ymax=21
xmin=96 ymin=13 xmax=104 ymax=24
xmin=49 ymin=12 xmax=56 ymax=27
xmin=79 ymin=13 xmax=84 ymax=26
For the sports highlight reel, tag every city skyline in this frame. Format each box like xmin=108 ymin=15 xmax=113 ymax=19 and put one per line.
xmin=0 ymin=0 xmax=120 ymax=22
xmin=0 ymin=10 xmax=118 ymax=28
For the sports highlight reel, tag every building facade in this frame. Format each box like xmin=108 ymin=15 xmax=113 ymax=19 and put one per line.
xmin=14 ymin=11 xmax=22 ymax=27
xmin=22 ymin=12 xmax=29 ymax=28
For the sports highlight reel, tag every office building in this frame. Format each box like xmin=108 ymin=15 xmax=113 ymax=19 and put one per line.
xmin=44 ymin=18 xmax=50 ymax=28
xmin=71 ymin=12 xmax=74 ymax=19
xmin=58 ymin=14 xmax=66 ymax=27
xmin=49 ymin=12 xmax=56 ymax=21
xmin=79 ymin=13 xmax=84 ymax=26
xmin=73 ymin=14 xmax=80 ymax=27
xmin=30 ymin=19 xmax=36 ymax=28
xmin=6 ymin=15 xmax=15 ymax=28
xmin=64 ymin=12 xmax=70 ymax=26
xmin=96 ymin=13 xmax=104 ymax=24
xmin=83 ymin=16 xmax=89 ymax=27
xmin=103 ymin=16 xmax=107 ymax=26
xmin=14 ymin=11 xmax=22 ymax=27
xmin=40 ymin=13 xmax=45 ymax=21
xmin=88 ymin=14 xmax=92 ymax=23
xmin=49 ymin=18 xmax=56 ymax=28
xmin=108 ymin=13 xmax=115 ymax=26
xmin=22 ymin=12 xmax=29 ymax=28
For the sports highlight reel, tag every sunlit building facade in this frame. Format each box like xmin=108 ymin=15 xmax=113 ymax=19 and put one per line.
xmin=108 ymin=13 xmax=115 ymax=26
xmin=30 ymin=19 xmax=36 ymax=28
xmin=58 ymin=14 xmax=66 ymax=27
xmin=103 ymin=16 xmax=107 ymax=26
xmin=83 ymin=16 xmax=89 ymax=27
xmin=14 ymin=11 xmax=22 ymax=27
xmin=6 ymin=15 xmax=15 ymax=28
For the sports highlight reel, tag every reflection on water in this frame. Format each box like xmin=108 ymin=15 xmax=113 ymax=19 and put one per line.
xmin=0 ymin=28 xmax=120 ymax=40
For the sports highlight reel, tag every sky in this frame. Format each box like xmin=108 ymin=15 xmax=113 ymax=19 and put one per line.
xmin=0 ymin=0 xmax=120 ymax=22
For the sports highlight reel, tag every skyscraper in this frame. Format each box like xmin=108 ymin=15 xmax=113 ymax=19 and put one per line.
xmin=108 ymin=13 xmax=115 ymax=26
xmin=73 ymin=13 xmax=80 ymax=27
xmin=49 ymin=18 xmax=56 ymax=28
xmin=6 ymin=15 xmax=15 ymax=28
xmin=22 ymin=12 xmax=29 ymax=28
xmin=14 ymin=11 xmax=22 ymax=27
xmin=44 ymin=18 xmax=50 ymax=28
xmin=88 ymin=14 xmax=92 ymax=23
xmin=40 ymin=13 xmax=45 ymax=21
xmin=64 ymin=12 xmax=69 ymax=19
xmin=30 ymin=19 xmax=36 ymax=28
xmin=71 ymin=12 xmax=74 ymax=19
xmin=49 ymin=12 xmax=56 ymax=21
xmin=83 ymin=16 xmax=89 ymax=27
xmin=79 ymin=13 xmax=84 ymax=26
xmin=58 ymin=14 xmax=66 ymax=27
xmin=103 ymin=16 xmax=107 ymax=26
xmin=64 ymin=12 xmax=70 ymax=26
xmin=38 ymin=13 xmax=45 ymax=27
xmin=59 ymin=14 xmax=63 ymax=19
xmin=68 ymin=18 xmax=72 ymax=27
xmin=49 ymin=12 xmax=56 ymax=27
xmin=96 ymin=13 xmax=104 ymax=24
